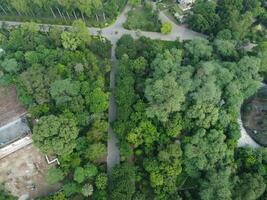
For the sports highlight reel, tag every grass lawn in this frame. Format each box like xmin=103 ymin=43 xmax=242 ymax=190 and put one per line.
xmin=123 ymin=5 xmax=162 ymax=32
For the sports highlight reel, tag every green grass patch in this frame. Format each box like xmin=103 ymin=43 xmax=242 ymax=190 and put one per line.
xmin=123 ymin=5 xmax=162 ymax=32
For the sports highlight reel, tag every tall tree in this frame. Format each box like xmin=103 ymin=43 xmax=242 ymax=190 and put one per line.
xmin=33 ymin=115 xmax=79 ymax=155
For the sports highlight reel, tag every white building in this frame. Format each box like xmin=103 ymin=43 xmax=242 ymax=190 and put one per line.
xmin=177 ymin=0 xmax=196 ymax=11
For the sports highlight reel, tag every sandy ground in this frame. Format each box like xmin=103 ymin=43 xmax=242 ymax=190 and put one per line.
xmin=0 ymin=144 xmax=61 ymax=199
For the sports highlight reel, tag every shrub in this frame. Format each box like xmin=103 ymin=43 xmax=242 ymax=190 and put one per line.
xmin=161 ymin=22 xmax=172 ymax=34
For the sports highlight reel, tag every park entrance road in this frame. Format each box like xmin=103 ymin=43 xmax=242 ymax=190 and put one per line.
xmin=1 ymin=4 xmax=257 ymax=174
xmin=0 ymin=4 xmax=204 ymax=174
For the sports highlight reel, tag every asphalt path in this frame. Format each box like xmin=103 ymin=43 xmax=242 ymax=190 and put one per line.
xmin=0 ymin=4 xmax=259 ymax=175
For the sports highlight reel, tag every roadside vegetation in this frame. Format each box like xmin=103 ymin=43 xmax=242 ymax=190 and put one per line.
xmin=0 ymin=0 xmax=267 ymax=199
xmin=0 ymin=0 xmax=126 ymax=27
xmin=124 ymin=1 xmax=162 ymax=32
xmin=112 ymin=29 xmax=267 ymax=199
xmin=161 ymin=22 xmax=172 ymax=34
xmin=0 ymin=20 xmax=110 ymax=199
xmin=187 ymin=0 xmax=267 ymax=41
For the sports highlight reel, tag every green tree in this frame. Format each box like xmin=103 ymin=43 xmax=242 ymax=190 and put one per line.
xmin=45 ymin=168 xmax=65 ymax=184
xmin=0 ymin=184 xmax=17 ymax=200
xmin=10 ymin=0 xmax=30 ymax=15
xmin=183 ymin=129 xmax=229 ymax=177
xmin=71 ymin=19 xmax=91 ymax=45
xmin=24 ymin=51 xmax=39 ymax=65
xmin=74 ymin=167 xmax=86 ymax=183
xmin=81 ymin=184 xmax=94 ymax=197
xmin=145 ymin=74 xmax=184 ymax=122
xmin=115 ymin=35 xmax=137 ymax=59
xmin=96 ymin=173 xmax=108 ymax=190
xmin=213 ymin=39 xmax=238 ymax=59
xmin=63 ymin=182 xmax=80 ymax=197
xmin=84 ymin=163 xmax=98 ymax=177
xmin=18 ymin=65 xmax=52 ymax=105
xmin=61 ymin=32 xmax=80 ymax=51
xmin=258 ymin=50 xmax=267 ymax=81
xmin=129 ymin=0 xmax=141 ymax=6
xmin=61 ymin=20 xmax=91 ymax=50
xmin=199 ymin=168 xmax=232 ymax=200
xmin=86 ymin=143 xmax=107 ymax=163
xmin=38 ymin=192 xmax=67 ymax=200
xmin=184 ymin=39 xmax=213 ymax=64
xmin=188 ymin=0 xmax=219 ymax=33
xmin=32 ymin=115 xmax=79 ymax=155
xmin=144 ymin=144 xmax=183 ymax=194
xmin=233 ymin=173 xmax=266 ymax=200
xmin=0 ymin=58 xmax=20 ymax=73
xmin=111 ymin=164 xmax=135 ymax=200
xmin=127 ymin=120 xmax=159 ymax=148
xmin=50 ymin=79 xmax=80 ymax=105
xmin=145 ymin=49 xmax=186 ymax=122
xmin=88 ymin=87 xmax=109 ymax=113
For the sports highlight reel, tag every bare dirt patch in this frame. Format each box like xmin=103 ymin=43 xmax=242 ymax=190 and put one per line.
xmin=242 ymin=86 xmax=267 ymax=146
xmin=0 ymin=144 xmax=61 ymax=199
xmin=0 ymin=86 xmax=26 ymax=127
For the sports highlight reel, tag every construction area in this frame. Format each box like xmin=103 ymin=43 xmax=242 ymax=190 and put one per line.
xmin=0 ymin=144 xmax=60 ymax=199
xmin=0 ymin=86 xmax=60 ymax=199
xmin=0 ymin=86 xmax=31 ymax=159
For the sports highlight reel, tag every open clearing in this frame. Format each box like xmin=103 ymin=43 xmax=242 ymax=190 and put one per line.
xmin=0 ymin=144 xmax=60 ymax=199
xmin=242 ymin=86 xmax=267 ymax=146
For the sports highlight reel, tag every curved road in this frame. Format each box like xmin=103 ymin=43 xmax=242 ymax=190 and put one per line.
xmin=0 ymin=4 xmax=258 ymax=174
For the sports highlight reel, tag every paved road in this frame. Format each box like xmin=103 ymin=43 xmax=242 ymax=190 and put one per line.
xmin=0 ymin=3 xmax=258 ymax=173
xmin=237 ymin=118 xmax=260 ymax=148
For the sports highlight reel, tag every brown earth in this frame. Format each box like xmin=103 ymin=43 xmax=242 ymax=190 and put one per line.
xmin=0 ymin=144 xmax=61 ymax=199
xmin=0 ymin=86 xmax=26 ymax=127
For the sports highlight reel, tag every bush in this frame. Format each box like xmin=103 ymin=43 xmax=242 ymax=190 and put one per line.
xmin=161 ymin=22 xmax=172 ymax=34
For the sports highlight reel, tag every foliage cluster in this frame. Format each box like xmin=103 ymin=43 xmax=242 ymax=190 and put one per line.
xmin=187 ymin=0 xmax=267 ymax=41
xmin=112 ymin=34 xmax=267 ymax=199
xmin=0 ymin=0 xmax=126 ymax=26
xmin=0 ymin=21 xmax=110 ymax=199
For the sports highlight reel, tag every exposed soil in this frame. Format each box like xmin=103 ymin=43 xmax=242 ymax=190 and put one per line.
xmin=0 ymin=144 xmax=61 ymax=199
xmin=241 ymin=86 xmax=267 ymax=146
xmin=0 ymin=86 xmax=26 ymax=127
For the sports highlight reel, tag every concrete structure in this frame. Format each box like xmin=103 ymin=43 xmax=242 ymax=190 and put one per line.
xmin=0 ymin=135 xmax=32 ymax=159
xmin=0 ymin=86 xmax=31 ymax=159
xmin=0 ymin=117 xmax=30 ymax=148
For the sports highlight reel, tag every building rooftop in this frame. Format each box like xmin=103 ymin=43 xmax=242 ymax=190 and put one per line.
xmin=0 ymin=117 xmax=30 ymax=148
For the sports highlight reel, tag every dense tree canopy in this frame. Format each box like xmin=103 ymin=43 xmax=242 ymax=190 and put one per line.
xmin=114 ymin=35 xmax=267 ymax=199
xmin=1 ymin=0 xmax=267 ymax=198
xmin=33 ymin=115 xmax=78 ymax=155
xmin=0 ymin=0 xmax=127 ymax=26
xmin=187 ymin=0 xmax=266 ymax=40
xmin=0 ymin=21 xmax=110 ymax=198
